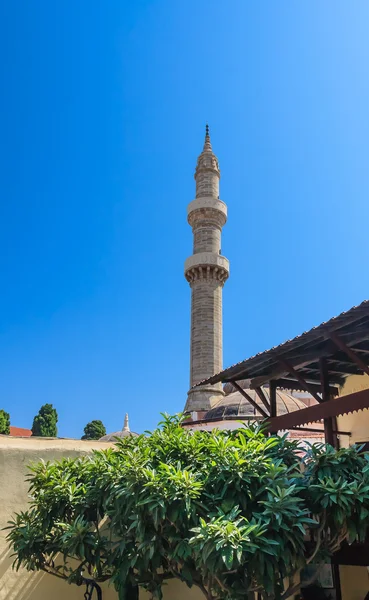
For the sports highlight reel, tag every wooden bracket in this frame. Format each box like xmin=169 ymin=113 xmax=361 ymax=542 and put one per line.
xmin=254 ymin=386 xmax=271 ymax=413
xmin=277 ymin=357 xmax=322 ymax=403
xmin=230 ymin=381 xmax=269 ymax=419
xmin=329 ymin=330 xmax=369 ymax=377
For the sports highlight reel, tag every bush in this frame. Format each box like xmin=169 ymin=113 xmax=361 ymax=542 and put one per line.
xmin=0 ymin=409 xmax=10 ymax=435
xmin=7 ymin=416 xmax=369 ymax=600
xmin=81 ymin=420 xmax=106 ymax=440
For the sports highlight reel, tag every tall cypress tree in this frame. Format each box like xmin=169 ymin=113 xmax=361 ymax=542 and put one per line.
xmin=31 ymin=404 xmax=58 ymax=437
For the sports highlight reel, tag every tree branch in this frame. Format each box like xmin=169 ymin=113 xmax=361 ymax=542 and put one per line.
xmin=214 ymin=575 xmax=228 ymax=593
xmin=281 ymin=564 xmax=322 ymax=600
xmin=41 ymin=565 xmax=68 ymax=581
xmin=306 ymin=514 xmax=326 ymax=565
xmin=328 ymin=527 xmax=348 ymax=554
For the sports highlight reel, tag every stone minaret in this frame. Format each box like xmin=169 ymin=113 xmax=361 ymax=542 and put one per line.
xmin=184 ymin=126 xmax=229 ymax=412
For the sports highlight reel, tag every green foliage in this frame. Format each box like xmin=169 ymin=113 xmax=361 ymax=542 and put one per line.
xmin=0 ymin=409 xmax=10 ymax=435
xmin=31 ymin=403 xmax=58 ymax=437
xmin=81 ymin=420 xmax=106 ymax=440
xmin=7 ymin=415 xmax=369 ymax=600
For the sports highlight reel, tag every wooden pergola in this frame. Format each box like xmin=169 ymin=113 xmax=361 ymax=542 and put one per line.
xmin=194 ymin=300 xmax=369 ymax=446
xmin=194 ymin=300 xmax=369 ymax=579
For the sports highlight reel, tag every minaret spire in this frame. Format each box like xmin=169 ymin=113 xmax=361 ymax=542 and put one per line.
xmin=123 ymin=413 xmax=130 ymax=432
xmin=184 ymin=127 xmax=229 ymax=412
xmin=203 ymin=123 xmax=212 ymax=151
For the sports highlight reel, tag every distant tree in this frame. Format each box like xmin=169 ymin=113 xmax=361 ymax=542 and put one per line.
xmin=81 ymin=420 xmax=106 ymax=440
xmin=31 ymin=404 xmax=58 ymax=437
xmin=0 ymin=409 xmax=10 ymax=435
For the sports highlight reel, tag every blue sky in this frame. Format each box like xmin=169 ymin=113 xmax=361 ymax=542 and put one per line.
xmin=1 ymin=1 xmax=369 ymax=438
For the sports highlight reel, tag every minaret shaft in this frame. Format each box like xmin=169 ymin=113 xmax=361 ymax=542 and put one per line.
xmin=190 ymin=281 xmax=223 ymax=386
xmin=184 ymin=127 xmax=229 ymax=412
xmin=193 ymin=226 xmax=221 ymax=254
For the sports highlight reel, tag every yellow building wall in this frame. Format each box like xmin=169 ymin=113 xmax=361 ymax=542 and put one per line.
xmin=338 ymin=374 xmax=369 ymax=447
xmin=335 ymin=376 xmax=369 ymax=598
xmin=339 ymin=565 xmax=369 ymax=599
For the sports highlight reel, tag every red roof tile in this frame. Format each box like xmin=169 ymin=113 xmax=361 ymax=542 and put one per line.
xmin=9 ymin=426 xmax=32 ymax=437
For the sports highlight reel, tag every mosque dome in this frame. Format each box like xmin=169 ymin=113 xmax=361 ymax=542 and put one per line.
xmin=99 ymin=413 xmax=139 ymax=442
xmin=204 ymin=381 xmax=307 ymax=421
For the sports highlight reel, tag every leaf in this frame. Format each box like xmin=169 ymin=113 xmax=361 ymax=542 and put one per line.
xmin=181 ymin=565 xmax=193 ymax=586
xmin=222 ymin=547 xmax=234 ymax=569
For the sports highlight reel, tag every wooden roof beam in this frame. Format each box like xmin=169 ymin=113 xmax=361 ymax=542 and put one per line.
xmin=288 ymin=426 xmax=351 ymax=436
xmin=249 ymin=350 xmax=333 ymax=389
xmin=249 ymin=344 xmax=366 ymax=390
xmin=351 ymin=347 xmax=369 ymax=355
xmin=274 ymin=378 xmax=339 ymax=396
xmin=300 ymin=364 xmax=360 ymax=376
xmin=197 ymin=309 xmax=369 ymax=389
xmin=267 ymin=387 xmax=369 ymax=433
xmin=250 ymin=358 xmax=322 ymax=389
xmin=329 ymin=331 xmax=369 ymax=378
xmin=277 ymin=358 xmax=323 ymax=403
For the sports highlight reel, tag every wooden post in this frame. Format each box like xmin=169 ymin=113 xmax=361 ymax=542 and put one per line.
xmin=333 ymin=563 xmax=342 ymax=600
xmin=269 ymin=380 xmax=277 ymax=418
xmin=319 ymin=358 xmax=335 ymax=446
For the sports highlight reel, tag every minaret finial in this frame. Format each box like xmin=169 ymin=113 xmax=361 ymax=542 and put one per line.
xmin=123 ymin=413 xmax=130 ymax=432
xmin=203 ymin=123 xmax=212 ymax=151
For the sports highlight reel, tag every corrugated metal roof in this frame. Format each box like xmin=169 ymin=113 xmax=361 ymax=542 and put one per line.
xmin=194 ymin=300 xmax=369 ymax=387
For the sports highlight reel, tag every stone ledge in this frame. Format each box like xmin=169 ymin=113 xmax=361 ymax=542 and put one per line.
xmin=184 ymin=252 xmax=229 ymax=274
xmin=187 ymin=197 xmax=227 ymax=219
xmin=184 ymin=385 xmax=224 ymax=412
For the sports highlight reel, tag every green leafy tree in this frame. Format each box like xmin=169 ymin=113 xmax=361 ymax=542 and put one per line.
xmin=0 ymin=409 xmax=10 ymax=435
xmin=7 ymin=415 xmax=369 ymax=600
xmin=31 ymin=403 xmax=58 ymax=437
xmin=81 ymin=419 xmax=106 ymax=440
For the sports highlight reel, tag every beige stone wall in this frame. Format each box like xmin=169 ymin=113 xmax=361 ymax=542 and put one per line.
xmin=0 ymin=436 xmax=119 ymax=600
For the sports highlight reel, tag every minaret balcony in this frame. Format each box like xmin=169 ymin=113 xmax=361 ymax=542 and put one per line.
xmin=184 ymin=253 xmax=230 ymax=284
xmin=187 ymin=197 xmax=227 ymax=226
